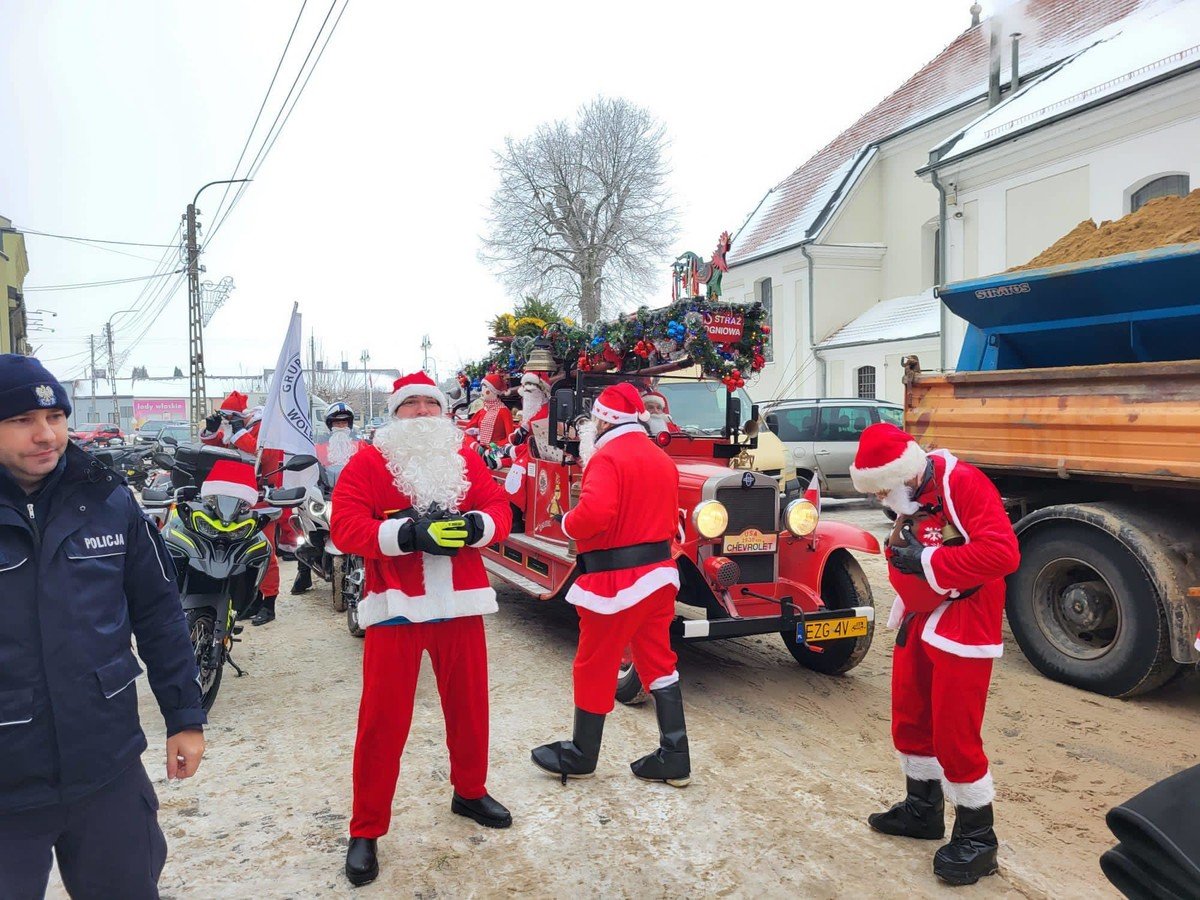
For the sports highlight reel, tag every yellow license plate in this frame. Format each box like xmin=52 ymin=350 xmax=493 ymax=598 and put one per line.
xmin=722 ymin=529 xmax=778 ymax=554
xmin=803 ymin=616 xmax=869 ymax=642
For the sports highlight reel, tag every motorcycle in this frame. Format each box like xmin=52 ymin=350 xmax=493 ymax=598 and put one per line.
xmin=285 ymin=480 xmax=366 ymax=636
xmin=142 ymin=443 xmax=313 ymax=711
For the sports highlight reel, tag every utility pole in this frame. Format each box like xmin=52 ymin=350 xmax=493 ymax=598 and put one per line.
xmin=361 ymin=349 xmax=371 ymax=422
xmin=421 ymin=334 xmax=432 ymax=375
xmin=105 ymin=323 xmax=118 ymax=426
xmin=309 ymin=333 xmax=317 ymax=426
xmin=89 ymin=334 xmax=97 ymax=423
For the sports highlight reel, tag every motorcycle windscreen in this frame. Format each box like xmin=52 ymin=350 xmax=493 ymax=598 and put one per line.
xmin=210 ymin=494 xmax=248 ymax=523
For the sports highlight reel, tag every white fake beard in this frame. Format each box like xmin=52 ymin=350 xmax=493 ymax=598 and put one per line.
xmin=519 ymin=386 xmax=547 ymax=423
xmin=646 ymin=413 xmax=670 ymax=435
xmin=881 ymin=484 xmax=921 ymax=516
xmin=576 ymin=417 xmax=598 ymax=467
xmin=373 ymin=415 xmax=469 ymax=514
xmin=327 ymin=428 xmax=357 ymax=467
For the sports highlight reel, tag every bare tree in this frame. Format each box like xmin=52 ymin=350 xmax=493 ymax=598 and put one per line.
xmin=480 ymin=97 xmax=678 ymax=324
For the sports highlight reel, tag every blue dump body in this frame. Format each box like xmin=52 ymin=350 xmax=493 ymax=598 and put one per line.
xmin=939 ymin=242 xmax=1200 ymax=372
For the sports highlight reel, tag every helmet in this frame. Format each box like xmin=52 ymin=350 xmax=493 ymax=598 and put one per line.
xmin=324 ymin=401 xmax=355 ymax=430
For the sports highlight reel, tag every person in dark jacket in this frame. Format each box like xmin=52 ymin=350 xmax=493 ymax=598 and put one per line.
xmin=0 ymin=355 xmax=206 ymax=899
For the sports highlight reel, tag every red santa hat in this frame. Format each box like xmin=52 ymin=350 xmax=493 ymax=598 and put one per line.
xmin=200 ymin=458 xmax=260 ymax=507
xmin=849 ymin=422 xmax=928 ymax=494
xmin=642 ymin=390 xmax=670 ymax=414
xmin=520 ymin=371 xmax=551 ymax=394
xmin=592 ymin=382 xmax=649 ymax=426
xmin=387 ymin=371 xmax=447 ymax=416
xmin=481 ymin=373 xmax=506 ymax=396
xmin=218 ymin=390 xmax=249 ymax=415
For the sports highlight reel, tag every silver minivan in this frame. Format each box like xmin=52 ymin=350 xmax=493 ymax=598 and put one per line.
xmin=762 ymin=399 xmax=904 ymax=497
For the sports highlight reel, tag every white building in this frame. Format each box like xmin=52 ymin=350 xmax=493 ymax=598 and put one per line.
xmin=926 ymin=0 xmax=1200 ymax=363
xmin=724 ymin=0 xmax=1186 ymax=405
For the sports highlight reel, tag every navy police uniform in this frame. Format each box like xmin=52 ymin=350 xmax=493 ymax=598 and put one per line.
xmin=0 ymin=442 xmax=206 ymax=899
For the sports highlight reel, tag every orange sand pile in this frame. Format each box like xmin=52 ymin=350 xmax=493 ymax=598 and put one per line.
xmin=1012 ymin=188 xmax=1200 ymax=271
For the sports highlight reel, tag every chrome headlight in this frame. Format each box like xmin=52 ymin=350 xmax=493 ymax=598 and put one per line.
xmin=692 ymin=500 xmax=729 ymax=539
xmin=783 ymin=499 xmax=819 ymax=537
xmin=307 ymin=498 xmax=328 ymax=521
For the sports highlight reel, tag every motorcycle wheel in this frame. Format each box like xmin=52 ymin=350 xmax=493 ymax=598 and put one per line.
xmin=344 ymin=556 xmax=366 ymax=638
xmin=331 ymin=556 xmax=348 ymax=613
xmin=186 ymin=608 xmax=224 ymax=712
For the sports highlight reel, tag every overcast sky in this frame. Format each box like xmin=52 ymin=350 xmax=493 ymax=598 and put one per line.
xmin=1 ymin=0 xmax=986 ymax=384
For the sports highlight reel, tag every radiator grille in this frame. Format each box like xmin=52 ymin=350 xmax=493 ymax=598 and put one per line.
xmin=735 ymin=554 xmax=776 ymax=584
xmin=716 ymin=485 xmax=777 ymax=534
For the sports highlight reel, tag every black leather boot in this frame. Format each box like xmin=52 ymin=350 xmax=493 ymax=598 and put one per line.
xmin=291 ymin=564 xmax=313 ymax=595
xmin=345 ymin=837 xmax=378 ymax=887
xmin=934 ymin=804 xmax=1000 ymax=885
xmin=451 ymin=793 xmax=512 ymax=828
xmin=531 ymin=708 xmax=606 ymax=783
xmin=630 ymin=683 xmax=690 ymax=787
xmin=251 ymin=594 xmax=276 ymax=626
xmin=868 ymin=777 xmax=946 ymax=839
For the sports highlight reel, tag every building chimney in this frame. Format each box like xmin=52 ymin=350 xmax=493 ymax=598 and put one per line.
xmin=988 ymin=27 xmax=1002 ymax=107
xmin=970 ymin=2 xmax=982 ymax=27
xmin=1011 ymin=32 xmax=1022 ymax=92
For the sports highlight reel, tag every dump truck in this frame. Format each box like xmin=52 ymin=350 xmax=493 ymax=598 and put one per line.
xmin=905 ymin=242 xmax=1200 ymax=697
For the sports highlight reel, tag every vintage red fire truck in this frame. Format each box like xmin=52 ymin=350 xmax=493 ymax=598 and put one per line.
xmin=479 ymin=364 xmax=881 ymax=703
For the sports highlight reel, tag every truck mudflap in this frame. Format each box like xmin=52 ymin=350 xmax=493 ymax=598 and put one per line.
xmin=673 ymin=601 xmax=874 ymax=644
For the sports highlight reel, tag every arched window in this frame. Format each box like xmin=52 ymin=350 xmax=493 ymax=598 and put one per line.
xmin=856 ymin=365 xmax=877 ymax=399
xmin=1130 ymin=174 xmax=1189 ymax=213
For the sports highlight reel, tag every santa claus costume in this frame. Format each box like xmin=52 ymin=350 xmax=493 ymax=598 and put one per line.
xmin=201 ymin=390 xmax=283 ymax=622
xmin=464 ymin=373 xmax=514 ymax=450
xmin=851 ymin=423 xmax=1019 ymax=886
xmin=641 ymin=390 xmax=680 ymax=436
xmin=330 ymin=371 xmax=513 ymax=887
xmin=530 ymin=383 xmax=690 ymax=787
xmin=501 ymin=370 xmax=563 ymax=515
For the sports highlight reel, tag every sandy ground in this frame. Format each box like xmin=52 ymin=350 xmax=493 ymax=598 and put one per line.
xmin=47 ymin=504 xmax=1200 ymax=899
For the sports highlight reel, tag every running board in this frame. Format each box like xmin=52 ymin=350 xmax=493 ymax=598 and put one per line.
xmin=483 ymin=557 xmax=551 ymax=597
xmin=676 ymin=605 xmax=875 ymax=641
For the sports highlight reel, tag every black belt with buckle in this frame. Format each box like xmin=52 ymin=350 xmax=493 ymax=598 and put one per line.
xmin=575 ymin=541 xmax=672 ymax=574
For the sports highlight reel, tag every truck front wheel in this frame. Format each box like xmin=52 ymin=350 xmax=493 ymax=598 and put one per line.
xmin=1007 ymin=523 xmax=1177 ymax=697
xmin=784 ymin=551 xmax=874 ymax=675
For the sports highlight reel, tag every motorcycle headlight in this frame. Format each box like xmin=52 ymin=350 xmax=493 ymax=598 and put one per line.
xmin=190 ymin=510 xmax=256 ymax=540
xmin=783 ymin=499 xmax=819 ymax=537
xmin=692 ymin=500 xmax=729 ymax=540
xmin=307 ymin=498 xmax=328 ymax=520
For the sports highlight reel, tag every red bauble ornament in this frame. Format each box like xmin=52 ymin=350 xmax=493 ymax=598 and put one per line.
xmin=752 ymin=354 xmax=765 ymax=371
xmin=761 ymin=325 xmax=771 ymax=335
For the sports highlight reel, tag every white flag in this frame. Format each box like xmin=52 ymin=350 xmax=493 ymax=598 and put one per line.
xmin=258 ymin=304 xmax=317 ymax=485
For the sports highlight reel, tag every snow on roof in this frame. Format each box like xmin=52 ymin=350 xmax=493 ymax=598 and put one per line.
xmin=816 ymin=289 xmax=939 ymax=349
xmin=934 ymin=0 xmax=1198 ymax=163
xmin=728 ymin=0 xmax=1158 ymax=267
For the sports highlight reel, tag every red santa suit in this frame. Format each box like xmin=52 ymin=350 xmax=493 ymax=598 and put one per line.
xmin=851 ymin=424 xmax=1019 ymax=808
xmin=502 ymin=371 xmax=561 ymax=511
xmin=330 ymin=373 xmax=512 ymax=839
xmin=201 ymin=391 xmax=282 ymax=598
xmin=642 ymin=390 xmax=681 ymax=435
xmin=559 ymin=384 xmax=681 ymax=714
xmin=464 ymin=373 xmax=514 ymax=450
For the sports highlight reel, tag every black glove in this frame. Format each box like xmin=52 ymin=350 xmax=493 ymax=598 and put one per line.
xmin=508 ymin=427 xmax=528 ymax=446
xmin=462 ymin=512 xmax=486 ymax=546
xmin=888 ymin=526 xmax=926 ymax=578
xmin=395 ymin=516 xmax=469 ymax=557
xmin=227 ymin=414 xmax=246 ymax=433
xmin=204 ymin=414 xmax=221 ymax=433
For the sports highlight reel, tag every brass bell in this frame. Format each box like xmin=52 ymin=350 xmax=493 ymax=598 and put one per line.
xmin=525 ymin=345 xmax=558 ymax=373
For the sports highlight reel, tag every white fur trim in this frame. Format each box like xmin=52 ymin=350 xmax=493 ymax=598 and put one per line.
xmin=928 ymin=449 xmax=969 ymax=543
xmin=593 ymin=422 xmax=644 ymax=450
xmin=356 ymin=584 xmax=498 ymax=626
xmin=650 ymin=671 xmax=679 ymax=690
xmin=504 ymin=464 xmax=525 ymax=495
xmin=566 ymin=564 xmax=680 ymax=614
xmin=920 ymin=546 xmax=953 ymax=596
xmin=943 ymin=771 xmax=994 ymax=809
xmin=230 ymin=428 xmax=251 ymax=445
xmin=899 ymin=753 xmax=944 ymax=781
xmin=591 ymin=398 xmax=641 ymax=426
xmin=850 ymin=440 xmax=927 ymax=495
xmin=387 ymin=383 xmax=447 ymax=416
xmin=468 ymin=513 xmax=496 ymax=547
xmin=199 ymin=479 xmax=259 ymax=507
xmin=921 ymin=601 xmax=1004 ymax=658
xmin=887 ymin=594 xmax=906 ymax=629
xmin=560 ymin=509 xmax=575 ymax=540
xmin=377 ymin=517 xmax=412 ymax=556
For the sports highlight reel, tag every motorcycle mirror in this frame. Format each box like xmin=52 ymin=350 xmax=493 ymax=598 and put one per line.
xmin=283 ymin=454 xmax=318 ymax=472
xmin=160 ymin=434 xmax=179 ymax=446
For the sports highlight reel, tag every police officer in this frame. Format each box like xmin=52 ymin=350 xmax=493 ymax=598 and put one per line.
xmin=0 ymin=355 xmax=206 ymax=899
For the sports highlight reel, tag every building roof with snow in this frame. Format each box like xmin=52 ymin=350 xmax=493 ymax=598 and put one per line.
xmin=929 ymin=0 xmax=1199 ymax=166
xmin=816 ymin=290 xmax=939 ymax=349
xmin=728 ymin=0 xmax=1163 ymax=267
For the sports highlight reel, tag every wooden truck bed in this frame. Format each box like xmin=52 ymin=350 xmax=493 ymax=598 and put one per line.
xmin=904 ymin=358 xmax=1200 ymax=488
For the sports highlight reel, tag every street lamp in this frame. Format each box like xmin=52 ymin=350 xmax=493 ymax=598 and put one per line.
xmin=106 ymin=308 xmax=140 ymax=428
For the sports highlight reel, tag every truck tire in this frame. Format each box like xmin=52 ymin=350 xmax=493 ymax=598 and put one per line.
xmin=783 ymin=550 xmax=874 ymax=675
xmin=1007 ymin=523 xmax=1178 ymax=697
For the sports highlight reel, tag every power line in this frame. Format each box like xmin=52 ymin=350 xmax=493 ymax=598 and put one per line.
xmin=16 ymin=227 xmax=181 ymax=248
xmin=21 ymin=232 xmax=162 ymax=263
xmin=205 ymin=0 xmax=349 ymax=246
xmin=205 ymin=0 xmax=311 ymax=235
xmin=24 ymin=269 xmax=184 ymax=292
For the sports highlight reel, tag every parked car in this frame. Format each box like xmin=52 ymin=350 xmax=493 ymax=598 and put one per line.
xmin=133 ymin=419 xmax=178 ymax=444
xmin=761 ymin=398 xmax=904 ymax=497
xmin=70 ymin=422 xmax=126 ymax=445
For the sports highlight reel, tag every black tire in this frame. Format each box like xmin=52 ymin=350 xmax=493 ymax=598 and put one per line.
xmin=186 ymin=608 xmax=224 ymax=712
xmin=347 ymin=600 xmax=365 ymax=638
xmin=784 ymin=550 xmax=875 ymax=675
xmin=1007 ymin=523 xmax=1178 ymax=697
xmin=331 ymin=556 xmax=348 ymax=613
xmin=615 ymin=654 xmax=649 ymax=706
